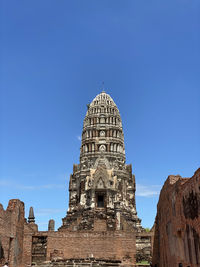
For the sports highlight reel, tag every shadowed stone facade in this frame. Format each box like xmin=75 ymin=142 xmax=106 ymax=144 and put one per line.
xmin=152 ymin=168 xmax=200 ymax=267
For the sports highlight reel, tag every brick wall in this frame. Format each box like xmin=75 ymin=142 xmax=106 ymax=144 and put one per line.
xmin=0 ymin=199 xmax=25 ymax=267
xmin=93 ymin=218 xmax=107 ymax=231
xmin=26 ymin=229 xmax=136 ymax=266
xmin=152 ymin=168 xmax=200 ymax=267
xmin=48 ymin=231 xmax=135 ymax=264
xmin=0 ymin=200 xmax=136 ymax=266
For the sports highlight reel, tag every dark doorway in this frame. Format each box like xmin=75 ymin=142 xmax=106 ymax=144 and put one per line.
xmin=0 ymin=239 xmax=4 ymax=261
xmin=97 ymin=195 xmax=104 ymax=208
xmin=32 ymin=236 xmax=47 ymax=264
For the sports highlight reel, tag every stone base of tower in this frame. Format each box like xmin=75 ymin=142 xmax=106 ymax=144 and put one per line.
xmin=59 ymin=206 xmax=142 ymax=232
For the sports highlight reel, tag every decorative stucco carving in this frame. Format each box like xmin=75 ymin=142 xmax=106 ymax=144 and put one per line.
xmin=60 ymin=91 xmax=142 ymax=233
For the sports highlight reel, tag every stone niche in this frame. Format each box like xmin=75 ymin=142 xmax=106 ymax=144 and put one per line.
xmin=0 ymin=238 xmax=4 ymax=264
xmin=32 ymin=236 xmax=47 ymax=264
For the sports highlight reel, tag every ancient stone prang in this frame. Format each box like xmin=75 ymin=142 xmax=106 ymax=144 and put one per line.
xmin=60 ymin=91 xmax=142 ymax=232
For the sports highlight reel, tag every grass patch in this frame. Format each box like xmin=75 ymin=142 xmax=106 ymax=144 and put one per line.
xmin=136 ymin=260 xmax=149 ymax=265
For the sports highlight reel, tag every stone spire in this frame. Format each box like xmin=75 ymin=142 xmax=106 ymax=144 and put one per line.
xmin=28 ymin=207 xmax=35 ymax=223
xmin=80 ymin=91 xmax=125 ymax=169
xmin=60 ymin=92 xmax=142 ymax=232
xmin=48 ymin=219 xmax=55 ymax=231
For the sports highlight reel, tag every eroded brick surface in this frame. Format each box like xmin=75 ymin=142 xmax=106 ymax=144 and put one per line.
xmin=0 ymin=199 xmax=25 ymax=267
xmin=152 ymin=168 xmax=200 ymax=267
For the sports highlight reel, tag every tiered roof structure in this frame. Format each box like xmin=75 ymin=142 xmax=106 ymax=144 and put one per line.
xmin=60 ymin=91 xmax=142 ymax=231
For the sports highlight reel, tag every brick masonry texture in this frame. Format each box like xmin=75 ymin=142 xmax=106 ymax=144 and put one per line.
xmin=22 ymin=227 xmax=136 ymax=266
xmin=0 ymin=202 xmax=138 ymax=267
xmin=152 ymin=168 xmax=200 ymax=267
xmin=47 ymin=231 xmax=136 ymax=264
xmin=0 ymin=200 xmax=25 ymax=267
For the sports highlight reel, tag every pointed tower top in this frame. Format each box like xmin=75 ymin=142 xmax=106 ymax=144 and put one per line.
xmin=48 ymin=219 xmax=55 ymax=231
xmin=101 ymin=81 xmax=105 ymax=93
xmin=28 ymin=206 xmax=35 ymax=223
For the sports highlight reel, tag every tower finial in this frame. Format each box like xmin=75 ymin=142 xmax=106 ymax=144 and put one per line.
xmin=28 ymin=206 xmax=35 ymax=223
xmin=48 ymin=219 xmax=55 ymax=231
xmin=102 ymin=81 xmax=105 ymax=93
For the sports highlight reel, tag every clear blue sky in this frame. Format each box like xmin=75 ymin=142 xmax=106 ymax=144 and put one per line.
xmin=0 ymin=0 xmax=199 ymax=230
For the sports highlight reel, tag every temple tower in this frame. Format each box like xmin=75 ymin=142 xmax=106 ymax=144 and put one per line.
xmin=60 ymin=91 xmax=142 ymax=231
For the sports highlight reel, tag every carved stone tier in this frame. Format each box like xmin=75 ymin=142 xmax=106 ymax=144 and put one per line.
xmin=59 ymin=91 xmax=142 ymax=232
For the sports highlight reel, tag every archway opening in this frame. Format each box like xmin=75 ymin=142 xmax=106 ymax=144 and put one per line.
xmin=97 ymin=195 xmax=104 ymax=208
xmin=0 ymin=239 xmax=4 ymax=261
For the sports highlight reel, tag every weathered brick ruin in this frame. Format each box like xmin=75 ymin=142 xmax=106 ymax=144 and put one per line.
xmin=152 ymin=168 xmax=200 ymax=267
xmin=0 ymin=92 xmax=152 ymax=267
xmin=0 ymin=200 xmax=25 ymax=267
